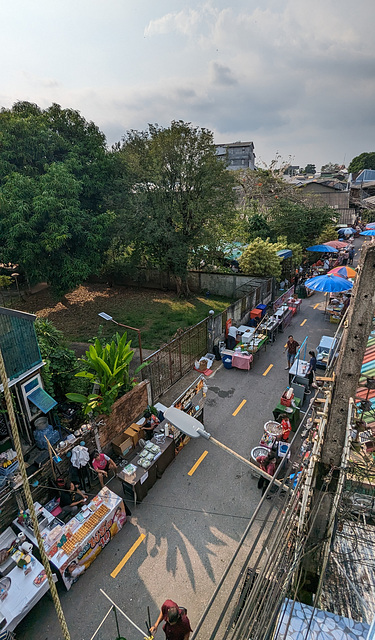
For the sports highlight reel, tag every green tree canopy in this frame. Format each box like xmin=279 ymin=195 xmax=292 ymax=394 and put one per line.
xmin=239 ymin=238 xmax=282 ymax=278
xmin=348 ymin=152 xmax=375 ymax=174
xmin=114 ymin=121 xmax=236 ymax=295
xmin=268 ymin=198 xmax=333 ymax=247
xmin=0 ymin=102 xmax=115 ymax=293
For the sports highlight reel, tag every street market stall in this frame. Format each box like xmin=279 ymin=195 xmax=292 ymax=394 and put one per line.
xmin=118 ymin=430 xmax=175 ymax=506
xmin=316 ymin=336 xmax=336 ymax=370
xmin=289 ymin=359 xmax=310 ymax=389
xmin=13 ymin=487 xmax=126 ymax=590
xmin=220 ymin=348 xmax=253 ymax=370
xmin=115 ymin=377 xmax=205 ymax=503
xmin=0 ymin=526 xmax=51 ymax=632
xmin=272 ymin=286 xmax=298 ymax=331
xmin=273 ymin=397 xmax=301 ymax=432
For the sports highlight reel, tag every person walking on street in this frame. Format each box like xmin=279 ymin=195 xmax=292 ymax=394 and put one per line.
xmin=285 ymin=335 xmax=299 ymax=370
xmin=151 ymin=600 xmax=192 ymax=640
xmin=348 ymin=246 xmax=355 ymax=265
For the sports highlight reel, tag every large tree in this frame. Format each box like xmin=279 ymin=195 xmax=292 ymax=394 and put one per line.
xmin=235 ymin=167 xmax=334 ymax=248
xmin=239 ymin=238 xmax=282 ymax=278
xmin=0 ymin=102 xmax=115 ymax=293
xmin=348 ymin=152 xmax=375 ymax=174
xmin=115 ymin=121 xmax=236 ymax=295
xmin=269 ymin=198 xmax=333 ymax=247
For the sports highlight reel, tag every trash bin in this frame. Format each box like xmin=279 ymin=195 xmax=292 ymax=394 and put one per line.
xmin=222 ymin=356 xmax=233 ymax=369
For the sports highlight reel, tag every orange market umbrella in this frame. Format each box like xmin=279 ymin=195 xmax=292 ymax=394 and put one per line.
xmin=328 ymin=266 xmax=357 ymax=278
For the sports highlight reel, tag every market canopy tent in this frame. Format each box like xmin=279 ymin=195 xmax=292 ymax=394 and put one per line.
xmin=306 ymin=244 xmax=338 ymax=253
xmin=360 ymin=229 xmax=375 ymax=236
xmin=304 ymin=274 xmax=354 ymax=293
xmin=323 ymin=240 xmax=349 ymax=250
xmin=276 ymin=249 xmax=293 ymax=259
xmin=221 ymin=242 xmax=248 ymax=261
xmin=328 ymin=266 xmax=357 ymax=279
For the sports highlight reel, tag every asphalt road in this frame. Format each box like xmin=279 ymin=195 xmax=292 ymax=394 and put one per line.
xmin=15 ymin=286 xmax=338 ymax=640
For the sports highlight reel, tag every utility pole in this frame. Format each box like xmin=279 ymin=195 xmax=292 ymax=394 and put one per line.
xmin=302 ymin=241 xmax=375 ymax=578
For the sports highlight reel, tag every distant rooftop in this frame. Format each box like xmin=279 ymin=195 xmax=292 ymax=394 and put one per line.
xmin=216 ymin=141 xmax=254 ymax=148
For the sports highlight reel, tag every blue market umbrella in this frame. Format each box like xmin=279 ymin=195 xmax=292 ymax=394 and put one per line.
xmin=306 ymin=244 xmax=338 ymax=253
xmin=360 ymin=229 xmax=375 ymax=236
xmin=304 ymin=274 xmax=354 ymax=292
xmin=365 ymin=222 xmax=375 ymax=229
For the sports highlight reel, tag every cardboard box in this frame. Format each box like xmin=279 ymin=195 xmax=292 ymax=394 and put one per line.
xmin=112 ymin=434 xmax=133 ymax=457
xmin=124 ymin=426 xmax=142 ymax=446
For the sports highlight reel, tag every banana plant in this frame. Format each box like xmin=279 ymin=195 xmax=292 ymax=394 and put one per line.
xmin=66 ymin=332 xmax=147 ymax=415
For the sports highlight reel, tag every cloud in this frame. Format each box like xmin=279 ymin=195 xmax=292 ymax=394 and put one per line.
xmin=1 ymin=0 xmax=375 ymax=169
xmin=144 ymin=7 xmax=203 ymax=37
xmin=210 ymin=62 xmax=237 ymax=86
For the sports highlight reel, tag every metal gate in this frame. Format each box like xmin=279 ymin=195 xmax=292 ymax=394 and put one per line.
xmin=142 ymin=318 xmax=208 ymax=399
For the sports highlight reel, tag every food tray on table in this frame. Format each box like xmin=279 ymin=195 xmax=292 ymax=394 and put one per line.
xmin=62 ymin=504 xmax=110 ymax=555
xmin=251 ymin=446 xmax=270 ymax=462
xmin=138 ymin=458 xmax=152 ymax=469
xmin=264 ymin=421 xmax=283 ymax=436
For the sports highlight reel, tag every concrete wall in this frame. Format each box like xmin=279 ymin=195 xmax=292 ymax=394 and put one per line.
xmin=106 ymin=268 xmax=271 ymax=300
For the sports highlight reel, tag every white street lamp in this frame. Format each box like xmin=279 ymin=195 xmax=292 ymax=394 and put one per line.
xmin=164 ymin=407 xmax=280 ymax=484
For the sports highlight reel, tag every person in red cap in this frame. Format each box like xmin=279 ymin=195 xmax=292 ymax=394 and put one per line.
xmin=150 ymin=600 xmax=192 ymax=640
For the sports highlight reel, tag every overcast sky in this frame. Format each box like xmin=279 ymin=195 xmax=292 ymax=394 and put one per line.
xmin=1 ymin=0 xmax=374 ymax=169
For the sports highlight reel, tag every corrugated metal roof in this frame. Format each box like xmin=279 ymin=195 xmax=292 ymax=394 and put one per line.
xmin=320 ymin=523 xmax=375 ymax=625
xmin=275 ymin=598 xmax=370 ymax=639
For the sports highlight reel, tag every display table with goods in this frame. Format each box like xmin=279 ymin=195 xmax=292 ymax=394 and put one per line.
xmin=13 ymin=488 xmax=126 ymax=590
xmin=118 ymin=430 xmax=175 ymax=506
xmin=221 ymin=348 xmax=253 ymax=371
xmin=246 ymin=333 xmax=268 ymax=356
xmin=117 ymin=377 xmax=204 ymax=505
xmin=0 ymin=526 xmax=51 ymax=631
xmin=263 ymin=316 xmax=280 ymax=343
xmin=289 ymin=359 xmax=310 ymax=389
xmin=287 ymin=297 xmax=302 ymax=315
xmin=316 ymin=335 xmax=336 ymax=370
xmin=273 ymin=286 xmax=296 ymax=331
xmin=273 ymin=397 xmax=301 ymax=432
xmin=274 ymin=304 xmax=294 ymax=331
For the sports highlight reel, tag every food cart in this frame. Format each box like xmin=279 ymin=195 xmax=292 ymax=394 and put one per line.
xmin=13 ymin=487 xmax=126 ymax=590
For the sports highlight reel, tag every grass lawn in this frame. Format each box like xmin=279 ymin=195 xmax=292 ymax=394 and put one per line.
xmin=15 ymin=283 xmax=231 ymax=349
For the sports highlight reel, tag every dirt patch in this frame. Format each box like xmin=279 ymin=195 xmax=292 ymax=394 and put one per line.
xmin=15 ymin=284 xmax=172 ymax=340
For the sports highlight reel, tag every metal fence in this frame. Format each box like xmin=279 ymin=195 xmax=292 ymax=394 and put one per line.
xmin=142 ymin=318 xmax=208 ymax=399
xmin=142 ymin=278 xmax=274 ymax=401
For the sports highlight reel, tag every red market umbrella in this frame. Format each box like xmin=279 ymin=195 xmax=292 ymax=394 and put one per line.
xmin=324 ymin=240 xmax=349 ymax=250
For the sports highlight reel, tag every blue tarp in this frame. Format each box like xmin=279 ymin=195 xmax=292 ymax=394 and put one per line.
xmin=277 ymin=249 xmax=292 ymax=259
xmin=28 ymin=388 xmax=57 ymax=414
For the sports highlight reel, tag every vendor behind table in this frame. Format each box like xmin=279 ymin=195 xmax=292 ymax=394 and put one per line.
xmin=59 ymin=479 xmax=87 ymax=518
xmin=226 ymin=325 xmax=238 ymax=350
